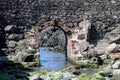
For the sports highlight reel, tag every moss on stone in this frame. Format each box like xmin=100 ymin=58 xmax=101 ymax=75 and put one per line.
xmin=91 ymin=73 xmax=106 ymax=80
xmin=30 ymin=69 xmax=51 ymax=77
xmin=39 ymin=69 xmax=50 ymax=75
xmin=88 ymin=63 xmax=99 ymax=68
xmin=54 ymin=75 xmax=62 ymax=80
xmin=60 ymin=68 xmax=67 ymax=72
xmin=78 ymin=62 xmax=99 ymax=68
xmin=110 ymin=59 xmax=115 ymax=64
xmin=52 ymin=73 xmax=63 ymax=80
xmin=21 ymin=62 xmax=40 ymax=68
xmin=26 ymin=49 xmax=36 ymax=54
xmin=77 ymin=73 xmax=92 ymax=80
xmin=77 ymin=73 xmax=105 ymax=80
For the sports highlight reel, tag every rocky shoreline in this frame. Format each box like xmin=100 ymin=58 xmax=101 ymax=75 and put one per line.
xmin=1 ymin=53 xmax=120 ymax=80
xmin=29 ymin=58 xmax=120 ymax=80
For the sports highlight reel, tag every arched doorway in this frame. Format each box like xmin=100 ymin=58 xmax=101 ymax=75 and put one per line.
xmin=35 ymin=21 xmax=72 ymax=70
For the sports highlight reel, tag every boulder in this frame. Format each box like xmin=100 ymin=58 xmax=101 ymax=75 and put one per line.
xmin=78 ymin=20 xmax=91 ymax=40
xmin=95 ymin=41 xmax=109 ymax=54
xmin=100 ymin=54 xmax=107 ymax=60
xmin=52 ymin=71 xmax=63 ymax=80
xmin=8 ymin=41 xmax=17 ymax=48
xmin=104 ymin=27 xmax=120 ymax=43
xmin=113 ymin=69 xmax=120 ymax=75
xmin=62 ymin=72 xmax=74 ymax=80
xmin=5 ymin=25 xmax=14 ymax=31
xmin=5 ymin=25 xmax=18 ymax=33
xmin=30 ymin=74 xmax=40 ymax=80
xmin=77 ymin=34 xmax=86 ymax=40
xmin=79 ymin=41 xmax=89 ymax=53
xmin=8 ymin=34 xmax=23 ymax=41
xmin=39 ymin=26 xmax=66 ymax=49
xmin=99 ymin=65 xmax=113 ymax=77
xmin=67 ymin=66 xmax=81 ymax=75
xmin=111 ymin=75 xmax=120 ymax=80
xmin=79 ymin=20 xmax=91 ymax=30
xmin=106 ymin=43 xmax=117 ymax=54
xmin=77 ymin=73 xmax=92 ymax=80
xmin=91 ymin=73 xmax=106 ymax=80
xmin=112 ymin=61 xmax=120 ymax=69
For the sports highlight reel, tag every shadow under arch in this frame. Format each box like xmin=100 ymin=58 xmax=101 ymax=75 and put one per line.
xmin=34 ymin=20 xmax=72 ymax=69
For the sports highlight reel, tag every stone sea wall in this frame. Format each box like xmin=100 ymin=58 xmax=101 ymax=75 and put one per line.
xmin=0 ymin=0 xmax=119 ymax=37
xmin=0 ymin=0 xmax=120 ymax=61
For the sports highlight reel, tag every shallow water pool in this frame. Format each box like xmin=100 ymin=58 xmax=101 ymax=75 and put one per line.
xmin=40 ymin=47 xmax=67 ymax=70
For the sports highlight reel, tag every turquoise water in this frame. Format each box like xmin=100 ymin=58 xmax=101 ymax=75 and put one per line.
xmin=40 ymin=47 xmax=67 ymax=70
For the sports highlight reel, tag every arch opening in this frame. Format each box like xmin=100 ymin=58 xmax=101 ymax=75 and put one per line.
xmin=36 ymin=21 xmax=71 ymax=70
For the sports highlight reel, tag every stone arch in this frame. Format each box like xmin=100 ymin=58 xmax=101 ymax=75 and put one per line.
xmin=33 ymin=20 xmax=72 ymax=61
xmin=25 ymin=20 xmax=92 ymax=62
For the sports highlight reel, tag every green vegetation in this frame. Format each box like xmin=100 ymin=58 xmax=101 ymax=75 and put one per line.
xmin=38 ymin=69 xmax=51 ymax=75
xmin=30 ymin=69 xmax=51 ymax=76
xmin=78 ymin=61 xmax=99 ymax=68
xmin=91 ymin=73 xmax=106 ymax=80
xmin=67 ymin=57 xmax=80 ymax=65
xmin=77 ymin=73 xmax=105 ymax=80
xmin=60 ymin=68 xmax=67 ymax=72
xmin=26 ymin=49 xmax=36 ymax=54
xmin=21 ymin=62 xmax=40 ymax=68
xmin=77 ymin=73 xmax=92 ymax=80
xmin=88 ymin=63 xmax=99 ymax=68
xmin=110 ymin=59 xmax=115 ymax=64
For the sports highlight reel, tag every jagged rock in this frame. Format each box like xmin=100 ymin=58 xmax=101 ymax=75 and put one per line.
xmin=77 ymin=73 xmax=92 ymax=80
xmin=8 ymin=41 xmax=17 ymax=48
xmin=5 ymin=25 xmax=17 ymax=33
xmin=8 ymin=34 xmax=23 ymax=41
xmin=112 ymin=61 xmax=120 ymax=69
xmin=95 ymin=42 xmax=117 ymax=54
xmin=113 ymin=69 xmax=120 ymax=75
xmin=79 ymin=20 xmax=91 ymax=30
xmin=14 ymin=52 xmax=35 ymax=62
xmin=39 ymin=26 xmax=66 ymax=51
xmin=15 ymin=40 xmax=28 ymax=54
xmin=91 ymin=73 xmax=106 ymax=80
xmin=99 ymin=65 xmax=113 ymax=77
xmin=78 ymin=20 xmax=91 ymax=40
xmin=104 ymin=27 xmax=120 ymax=43
xmin=17 ymin=39 xmax=28 ymax=47
xmin=79 ymin=41 xmax=89 ymax=53
xmin=77 ymin=34 xmax=86 ymax=40
xmin=30 ymin=74 xmax=40 ymax=80
xmin=66 ymin=66 xmax=81 ymax=75
xmin=106 ymin=43 xmax=117 ymax=54
xmin=111 ymin=75 xmax=120 ymax=80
